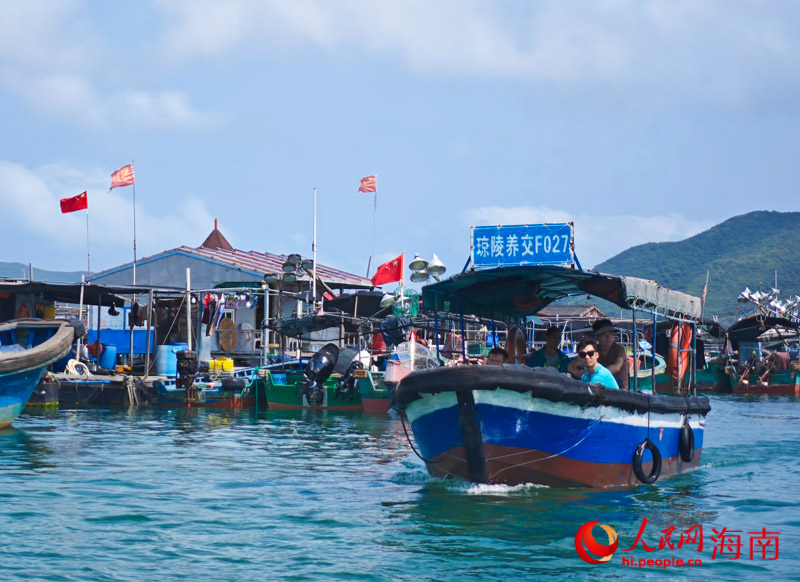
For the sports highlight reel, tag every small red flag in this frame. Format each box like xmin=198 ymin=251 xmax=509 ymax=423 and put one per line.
xmin=60 ymin=191 xmax=88 ymax=214
xmin=358 ymin=175 xmax=376 ymax=193
xmin=371 ymin=253 xmax=403 ymax=287
xmin=110 ymin=163 xmax=135 ymax=190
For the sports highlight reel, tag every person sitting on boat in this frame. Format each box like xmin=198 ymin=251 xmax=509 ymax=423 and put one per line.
xmin=486 ymin=347 xmax=509 ymax=365
xmin=574 ymin=338 xmax=619 ymax=389
xmin=527 ymin=326 xmax=570 ymax=373
xmin=569 ymin=319 xmax=629 ymax=389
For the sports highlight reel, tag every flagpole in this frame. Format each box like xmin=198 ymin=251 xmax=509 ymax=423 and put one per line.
xmin=701 ymin=270 xmax=709 ymax=320
xmin=86 ymin=207 xmax=91 ymax=274
xmin=370 ymin=191 xmax=377 ymax=278
xmin=131 ymin=159 xmax=137 ymax=285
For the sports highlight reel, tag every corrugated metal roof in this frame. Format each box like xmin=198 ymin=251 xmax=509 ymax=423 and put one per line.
xmin=90 ymin=245 xmax=373 ymax=288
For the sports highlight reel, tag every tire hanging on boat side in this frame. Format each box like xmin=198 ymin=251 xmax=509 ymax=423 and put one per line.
xmin=632 ymin=439 xmax=662 ymax=484
xmin=678 ymin=420 xmax=695 ymax=462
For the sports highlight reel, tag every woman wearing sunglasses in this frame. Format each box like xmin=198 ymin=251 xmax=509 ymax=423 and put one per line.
xmin=574 ymin=338 xmax=619 ymax=389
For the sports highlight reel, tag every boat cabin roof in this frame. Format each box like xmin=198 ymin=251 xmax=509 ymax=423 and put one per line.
xmin=726 ymin=316 xmax=800 ymax=342
xmin=421 ymin=265 xmax=702 ymax=322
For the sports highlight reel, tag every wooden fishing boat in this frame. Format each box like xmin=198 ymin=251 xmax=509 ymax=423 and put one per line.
xmin=259 ymin=345 xmax=365 ymax=411
xmin=724 ymin=316 xmax=800 ymax=395
xmin=154 ymin=366 xmax=267 ymax=408
xmin=0 ymin=318 xmax=81 ymax=427
xmin=395 ymin=265 xmax=710 ymax=487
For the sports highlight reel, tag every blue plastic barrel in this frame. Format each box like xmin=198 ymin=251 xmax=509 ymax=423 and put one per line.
xmin=155 ymin=345 xmax=177 ymax=376
xmin=99 ymin=344 xmax=118 ymax=370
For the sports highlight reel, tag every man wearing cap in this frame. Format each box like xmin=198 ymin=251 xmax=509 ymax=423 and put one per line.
xmin=591 ymin=318 xmax=629 ymax=390
xmin=568 ymin=319 xmax=629 ymax=390
xmin=574 ymin=338 xmax=619 ymax=389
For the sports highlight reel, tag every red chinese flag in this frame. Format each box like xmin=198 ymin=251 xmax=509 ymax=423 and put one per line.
xmin=110 ymin=163 xmax=135 ymax=190
xmin=371 ymin=253 xmax=403 ymax=287
xmin=60 ymin=191 xmax=88 ymax=214
xmin=358 ymin=175 xmax=376 ymax=193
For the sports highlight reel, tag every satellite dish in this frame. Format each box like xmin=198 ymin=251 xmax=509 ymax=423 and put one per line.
xmin=409 ymin=254 xmax=428 ymax=271
xmin=410 ymin=271 xmax=429 ymax=283
xmin=380 ymin=293 xmax=396 ymax=308
xmin=427 ymin=253 xmax=446 ymax=277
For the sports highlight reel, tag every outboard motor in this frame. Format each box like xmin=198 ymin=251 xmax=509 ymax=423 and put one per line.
xmin=176 ymin=350 xmax=198 ymax=402
xmin=298 ymin=343 xmax=339 ymax=406
xmin=335 ymin=360 xmax=363 ymax=401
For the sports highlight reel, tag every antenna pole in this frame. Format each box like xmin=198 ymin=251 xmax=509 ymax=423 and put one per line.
xmin=312 ymin=188 xmax=317 ymax=313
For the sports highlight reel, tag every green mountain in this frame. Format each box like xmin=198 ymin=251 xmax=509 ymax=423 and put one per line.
xmin=0 ymin=261 xmax=86 ymax=283
xmin=594 ymin=211 xmax=800 ymax=324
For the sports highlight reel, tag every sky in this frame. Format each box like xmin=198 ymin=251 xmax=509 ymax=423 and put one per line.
xmin=2 ymin=1 xmax=799 ymax=289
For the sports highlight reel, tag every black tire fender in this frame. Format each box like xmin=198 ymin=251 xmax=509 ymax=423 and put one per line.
xmin=679 ymin=422 xmax=695 ymax=462
xmin=632 ymin=438 xmax=662 ymax=484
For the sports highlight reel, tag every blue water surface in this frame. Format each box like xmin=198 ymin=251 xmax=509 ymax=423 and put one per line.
xmin=1 ymin=394 xmax=799 ymax=581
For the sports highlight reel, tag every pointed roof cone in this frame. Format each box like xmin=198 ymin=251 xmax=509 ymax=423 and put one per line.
xmin=199 ymin=218 xmax=234 ymax=250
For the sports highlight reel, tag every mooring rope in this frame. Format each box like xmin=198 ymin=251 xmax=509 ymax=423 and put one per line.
xmin=487 ymin=416 xmax=603 ymax=480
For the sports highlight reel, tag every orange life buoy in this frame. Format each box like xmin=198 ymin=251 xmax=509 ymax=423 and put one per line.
xmin=666 ymin=322 xmax=692 ymax=387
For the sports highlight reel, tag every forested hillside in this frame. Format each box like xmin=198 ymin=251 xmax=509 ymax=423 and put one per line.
xmin=0 ymin=261 xmax=85 ymax=283
xmin=594 ymin=211 xmax=800 ymax=323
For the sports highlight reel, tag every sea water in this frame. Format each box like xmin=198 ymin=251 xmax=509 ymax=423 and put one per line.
xmin=1 ymin=395 xmax=799 ymax=581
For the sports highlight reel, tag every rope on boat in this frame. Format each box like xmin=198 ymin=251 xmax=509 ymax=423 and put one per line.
xmin=400 ymin=403 xmax=605 ymax=483
xmin=400 ymin=411 xmax=435 ymax=464
xmin=65 ymin=359 xmax=91 ymax=376
xmin=238 ymin=372 xmax=257 ymax=398
xmin=124 ymin=375 xmax=140 ymax=406
xmin=487 ymin=417 xmax=603 ymax=480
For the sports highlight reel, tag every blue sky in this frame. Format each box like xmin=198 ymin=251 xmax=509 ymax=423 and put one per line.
xmin=2 ymin=1 xmax=799 ymax=288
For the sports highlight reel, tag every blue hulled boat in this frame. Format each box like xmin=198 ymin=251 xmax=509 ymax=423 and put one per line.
xmin=394 ymin=265 xmax=711 ymax=487
xmin=0 ymin=319 xmax=81 ymax=428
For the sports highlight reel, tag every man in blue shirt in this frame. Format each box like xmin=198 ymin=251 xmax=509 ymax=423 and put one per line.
xmin=528 ymin=326 xmax=570 ymax=373
xmin=575 ymin=338 xmax=619 ymax=389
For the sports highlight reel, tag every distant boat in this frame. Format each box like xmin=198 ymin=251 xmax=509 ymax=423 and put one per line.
xmin=154 ymin=366 xmax=267 ymax=408
xmin=724 ymin=316 xmax=800 ymax=395
xmin=394 ymin=265 xmax=711 ymax=487
xmin=0 ymin=319 xmax=81 ymax=427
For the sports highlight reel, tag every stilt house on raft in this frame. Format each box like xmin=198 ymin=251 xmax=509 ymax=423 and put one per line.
xmin=85 ymin=223 xmax=373 ymax=364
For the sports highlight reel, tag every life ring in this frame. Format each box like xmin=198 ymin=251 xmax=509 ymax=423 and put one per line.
xmin=632 ymin=438 xmax=662 ymax=484
xmin=679 ymin=421 xmax=695 ymax=462
xmin=666 ymin=322 xmax=692 ymax=387
xmin=505 ymin=326 xmax=527 ymax=365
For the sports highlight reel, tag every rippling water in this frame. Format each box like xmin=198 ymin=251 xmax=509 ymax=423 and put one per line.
xmin=2 ymin=395 xmax=799 ymax=581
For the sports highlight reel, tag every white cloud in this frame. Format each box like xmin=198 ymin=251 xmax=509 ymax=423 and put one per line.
xmin=0 ymin=1 xmax=94 ymax=69
xmin=460 ymin=205 xmax=714 ymax=269
xmin=0 ymin=70 xmax=227 ymax=130
xmin=152 ymin=0 xmax=800 ymax=104
xmin=0 ymin=161 xmax=215 ymax=272
xmin=112 ymin=90 xmax=230 ymax=129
